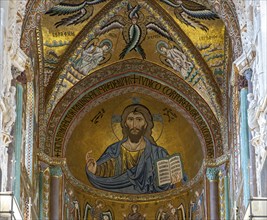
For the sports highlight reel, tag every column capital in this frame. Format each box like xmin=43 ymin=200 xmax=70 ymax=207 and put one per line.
xmin=238 ymin=75 xmax=248 ymax=90
xmin=206 ymin=167 xmax=220 ymax=181
xmin=244 ymin=68 xmax=253 ymax=81
xmin=15 ymin=71 xmax=27 ymax=84
xmin=11 ymin=48 xmax=28 ymax=72
xmin=233 ymin=49 xmax=255 ymax=75
xmin=50 ymin=166 xmax=62 ymax=177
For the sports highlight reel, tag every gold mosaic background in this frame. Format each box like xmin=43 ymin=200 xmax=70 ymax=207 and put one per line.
xmin=66 ymin=93 xmax=203 ymax=186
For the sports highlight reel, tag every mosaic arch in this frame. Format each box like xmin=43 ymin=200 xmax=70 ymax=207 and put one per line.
xmin=43 ymin=61 xmax=222 ymax=194
xmin=46 ymin=59 xmax=223 ymax=159
xmin=40 ymin=61 xmax=222 ymax=219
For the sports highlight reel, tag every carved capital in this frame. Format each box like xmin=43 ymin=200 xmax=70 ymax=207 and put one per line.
xmin=11 ymin=48 xmax=28 ymax=72
xmin=206 ymin=167 xmax=220 ymax=181
xmin=16 ymin=71 xmax=27 ymax=84
xmin=238 ymin=75 xmax=248 ymax=90
xmin=50 ymin=166 xmax=63 ymax=177
xmin=233 ymin=49 xmax=256 ymax=76
xmin=12 ymin=64 xmax=29 ymax=84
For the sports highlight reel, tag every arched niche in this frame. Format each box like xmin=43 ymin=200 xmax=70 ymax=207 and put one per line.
xmin=44 ymin=59 xmax=222 ymax=218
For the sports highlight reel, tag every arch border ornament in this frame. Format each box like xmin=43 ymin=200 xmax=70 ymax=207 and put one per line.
xmin=44 ymin=59 xmax=223 ymax=159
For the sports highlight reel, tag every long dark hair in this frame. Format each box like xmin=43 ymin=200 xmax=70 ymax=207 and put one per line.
xmin=121 ymin=104 xmax=156 ymax=145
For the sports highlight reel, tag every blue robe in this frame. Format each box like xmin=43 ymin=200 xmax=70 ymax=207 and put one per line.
xmin=85 ymin=138 xmax=174 ymax=194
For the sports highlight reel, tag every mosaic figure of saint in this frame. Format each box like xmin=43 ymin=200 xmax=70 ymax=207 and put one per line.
xmin=123 ymin=204 xmax=146 ymax=220
xmin=190 ymin=190 xmax=204 ymax=220
xmin=156 ymin=202 xmax=185 ymax=220
xmin=85 ymin=104 xmax=179 ymax=193
xmin=72 ymin=39 xmax=112 ymax=75
xmin=157 ymin=41 xmax=193 ymax=78
xmin=84 ymin=200 xmax=113 ymax=220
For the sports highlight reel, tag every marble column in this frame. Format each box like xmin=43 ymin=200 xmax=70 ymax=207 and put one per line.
xmin=220 ymin=164 xmax=230 ymax=220
xmin=206 ymin=167 xmax=220 ymax=220
xmin=239 ymin=75 xmax=250 ymax=207
xmin=14 ymin=83 xmax=23 ymax=202
xmin=50 ymin=166 xmax=63 ymax=220
xmin=12 ymin=69 xmax=28 ymax=200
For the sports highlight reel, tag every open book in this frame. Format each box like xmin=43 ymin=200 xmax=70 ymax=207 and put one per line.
xmin=156 ymin=153 xmax=183 ymax=186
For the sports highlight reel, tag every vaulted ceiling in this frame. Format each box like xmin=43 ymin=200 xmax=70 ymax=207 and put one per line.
xmin=41 ymin=0 xmax=228 ymax=115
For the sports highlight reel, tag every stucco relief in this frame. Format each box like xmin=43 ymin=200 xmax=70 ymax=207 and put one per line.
xmin=1 ymin=1 xmax=27 ymax=145
xmin=0 ymin=0 xmax=28 ymax=194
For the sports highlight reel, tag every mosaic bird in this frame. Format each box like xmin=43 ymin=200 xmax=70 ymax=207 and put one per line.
xmin=45 ymin=0 xmax=106 ymax=28
xmin=160 ymin=0 xmax=219 ymax=31
xmin=97 ymin=4 xmax=173 ymax=59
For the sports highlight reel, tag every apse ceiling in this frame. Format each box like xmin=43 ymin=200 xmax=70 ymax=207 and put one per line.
xmin=38 ymin=0 xmax=230 ymax=117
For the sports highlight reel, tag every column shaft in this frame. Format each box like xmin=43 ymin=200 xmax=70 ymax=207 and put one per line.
xmin=50 ymin=167 xmax=63 ymax=220
xmin=240 ymin=88 xmax=250 ymax=207
xmin=209 ymin=181 xmax=219 ymax=219
xmin=206 ymin=167 xmax=220 ymax=219
xmin=14 ymin=84 xmax=23 ymax=202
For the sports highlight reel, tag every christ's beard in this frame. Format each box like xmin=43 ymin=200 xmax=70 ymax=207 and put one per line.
xmin=126 ymin=126 xmax=145 ymax=143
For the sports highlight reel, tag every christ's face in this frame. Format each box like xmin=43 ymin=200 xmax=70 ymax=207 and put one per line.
xmin=125 ymin=112 xmax=147 ymax=143
xmin=125 ymin=112 xmax=147 ymax=134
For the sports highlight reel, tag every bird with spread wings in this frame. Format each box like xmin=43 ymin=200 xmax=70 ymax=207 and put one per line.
xmin=160 ymin=0 xmax=219 ymax=32
xmin=45 ymin=0 xmax=106 ymax=28
xmin=96 ymin=3 xmax=173 ymax=59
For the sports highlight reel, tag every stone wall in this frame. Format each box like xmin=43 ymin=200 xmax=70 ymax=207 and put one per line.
xmin=231 ymin=0 xmax=267 ymax=218
xmin=239 ymin=0 xmax=267 ymax=198
xmin=0 ymin=0 xmax=28 ymax=192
